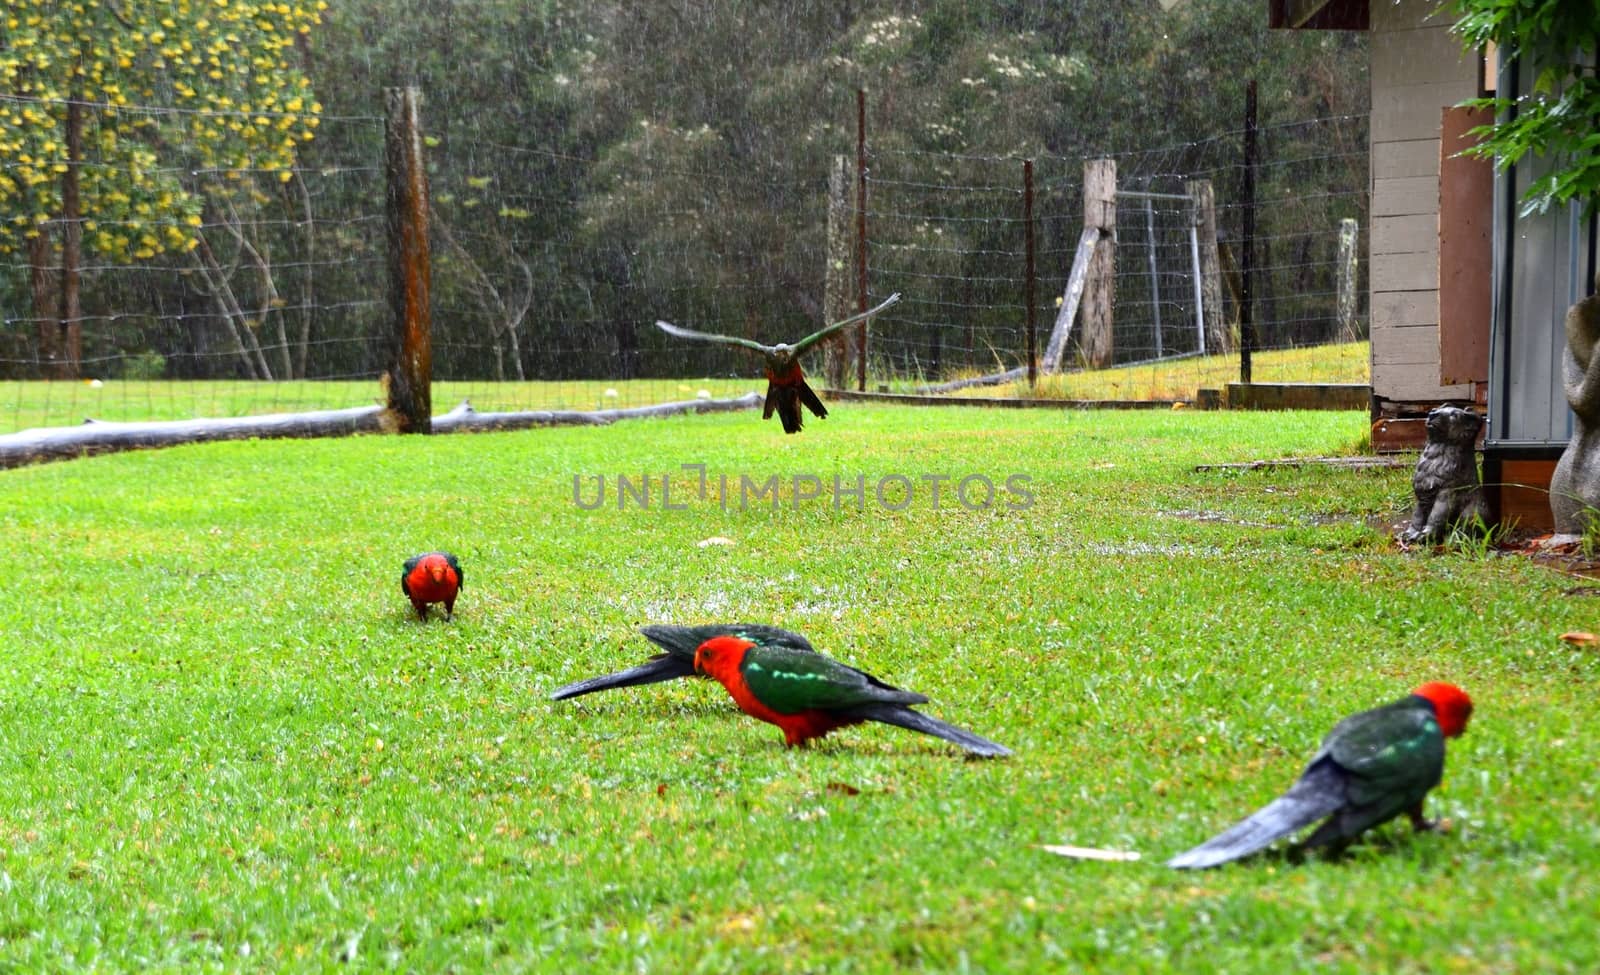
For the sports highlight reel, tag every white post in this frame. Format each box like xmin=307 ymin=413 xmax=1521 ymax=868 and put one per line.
xmin=1189 ymin=219 xmax=1206 ymax=355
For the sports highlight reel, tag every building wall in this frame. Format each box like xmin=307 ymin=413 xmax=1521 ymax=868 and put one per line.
xmin=1368 ymin=1 xmax=1479 ymax=405
xmin=1488 ymin=67 xmax=1595 ymax=447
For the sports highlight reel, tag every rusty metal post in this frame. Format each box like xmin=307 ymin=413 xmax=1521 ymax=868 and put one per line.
xmin=384 ymin=86 xmax=433 ymax=433
xmin=1024 ymin=159 xmax=1037 ymax=388
xmin=823 ymin=155 xmax=853 ymax=390
xmin=1241 ymin=79 xmax=1258 ymax=386
xmin=58 ymin=88 xmax=84 ymax=379
xmin=855 ymin=88 xmax=869 ymax=392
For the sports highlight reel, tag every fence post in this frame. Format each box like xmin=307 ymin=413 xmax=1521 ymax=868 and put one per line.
xmin=1337 ymin=217 xmax=1360 ymax=342
xmin=1024 ymin=159 xmax=1037 ymax=387
xmin=1186 ymin=179 xmax=1227 ymax=353
xmin=384 ymin=86 xmax=433 ymax=434
xmin=1082 ymin=158 xmax=1116 ymax=369
xmin=57 ymin=91 xmax=84 ymax=380
xmin=1143 ymin=195 xmax=1163 ymax=359
xmin=855 ymin=88 xmax=869 ymax=392
xmin=824 ymin=155 xmax=854 ymax=390
xmin=1240 ymin=79 xmax=1258 ymax=386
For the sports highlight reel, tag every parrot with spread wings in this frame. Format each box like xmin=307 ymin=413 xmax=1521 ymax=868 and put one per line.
xmin=550 ymin=623 xmax=815 ymax=701
xmin=655 ymin=293 xmax=901 ymax=433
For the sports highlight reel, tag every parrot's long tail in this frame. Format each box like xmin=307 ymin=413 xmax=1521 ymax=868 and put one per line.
xmin=845 ymin=703 xmax=1012 ymax=758
xmin=767 ymin=383 xmax=805 ymax=434
xmin=796 ymin=378 xmax=828 ymax=421
xmin=1166 ymin=760 xmax=1346 ymax=869
xmin=549 ymin=656 xmax=692 ymax=701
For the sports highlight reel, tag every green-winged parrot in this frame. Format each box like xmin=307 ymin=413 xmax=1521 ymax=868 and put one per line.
xmin=693 ymin=633 xmax=1010 ymax=757
xmin=654 ymin=292 xmax=900 ymax=433
xmin=1166 ymin=682 xmax=1473 ymax=869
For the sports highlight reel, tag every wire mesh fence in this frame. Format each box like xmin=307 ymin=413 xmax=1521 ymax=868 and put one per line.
xmin=865 ymin=114 xmax=1370 ymax=395
xmin=1 ymin=90 xmax=1369 ymax=436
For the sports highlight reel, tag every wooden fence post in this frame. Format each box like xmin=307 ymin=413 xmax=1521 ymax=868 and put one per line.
xmin=1082 ymin=158 xmax=1116 ymax=369
xmin=824 ymin=154 xmax=853 ymax=390
xmin=1186 ymin=178 xmax=1227 ymax=353
xmin=384 ymin=86 xmax=433 ymax=434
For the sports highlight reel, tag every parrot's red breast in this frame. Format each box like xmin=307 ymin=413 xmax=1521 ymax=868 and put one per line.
xmin=693 ymin=635 xmax=856 ymax=746
xmin=401 ymin=551 xmax=462 ymax=621
xmin=765 ymin=361 xmax=806 ymax=387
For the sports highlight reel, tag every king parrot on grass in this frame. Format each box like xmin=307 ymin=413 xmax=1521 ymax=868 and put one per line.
xmin=550 ymin=623 xmax=816 ymax=701
xmin=401 ymin=552 xmax=463 ymax=622
xmin=654 ymin=292 xmax=901 ymax=433
xmin=1166 ymin=682 xmax=1473 ymax=869
xmin=692 ymin=634 xmax=1011 ymax=757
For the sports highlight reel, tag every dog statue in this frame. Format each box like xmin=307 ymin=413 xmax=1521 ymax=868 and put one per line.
xmin=1400 ymin=405 xmax=1488 ymax=545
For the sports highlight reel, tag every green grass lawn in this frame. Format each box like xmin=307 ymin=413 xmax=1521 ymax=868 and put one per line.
xmin=0 ymin=405 xmax=1594 ymax=972
xmin=1 ymin=342 xmax=1366 ymax=435
xmin=900 ymin=341 xmax=1369 ymax=401
xmin=0 ymin=377 xmax=764 ymax=435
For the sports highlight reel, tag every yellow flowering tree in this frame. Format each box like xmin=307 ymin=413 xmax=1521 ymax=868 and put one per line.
xmin=0 ymin=0 xmax=324 ymax=377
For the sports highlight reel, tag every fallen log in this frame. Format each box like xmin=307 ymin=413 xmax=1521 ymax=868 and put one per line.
xmin=915 ymin=366 xmax=1028 ymax=395
xmin=429 ymin=392 xmax=763 ymax=433
xmin=0 ymin=404 xmax=390 ymax=469
xmin=0 ymin=393 xmax=763 ymax=469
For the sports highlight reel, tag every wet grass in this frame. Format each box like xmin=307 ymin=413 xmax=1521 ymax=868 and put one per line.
xmin=0 ymin=405 xmax=1593 ymax=972
xmin=1 ymin=342 xmax=1366 ymax=436
xmin=907 ymin=340 xmax=1369 ymax=401
xmin=0 ymin=377 xmax=763 ymax=434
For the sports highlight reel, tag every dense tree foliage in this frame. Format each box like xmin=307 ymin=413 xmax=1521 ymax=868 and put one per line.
xmin=0 ymin=0 xmax=324 ymax=375
xmin=1450 ymin=0 xmax=1600 ymax=216
xmin=0 ymin=0 xmax=1369 ymax=382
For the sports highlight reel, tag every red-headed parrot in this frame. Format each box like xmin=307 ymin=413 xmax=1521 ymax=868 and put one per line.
xmin=692 ymin=633 xmax=1010 ymax=757
xmin=401 ymin=552 xmax=462 ymax=621
xmin=654 ymin=292 xmax=901 ymax=433
xmin=550 ymin=623 xmax=815 ymax=701
xmin=1166 ymin=681 xmax=1474 ymax=869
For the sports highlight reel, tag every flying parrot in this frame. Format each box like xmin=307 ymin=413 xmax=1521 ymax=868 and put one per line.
xmin=692 ymin=633 xmax=1011 ymax=757
xmin=400 ymin=551 xmax=463 ymax=621
xmin=1166 ymin=681 xmax=1474 ymax=869
xmin=654 ymin=292 xmax=901 ymax=433
xmin=550 ymin=623 xmax=816 ymax=701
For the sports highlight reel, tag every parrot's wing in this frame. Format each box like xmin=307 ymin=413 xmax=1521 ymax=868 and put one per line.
xmin=640 ymin=623 xmax=816 ymax=662
xmin=1322 ymin=698 xmax=1444 ymax=808
xmin=740 ymin=645 xmax=926 ymax=714
xmin=401 ymin=554 xmax=422 ymax=593
xmin=655 ymin=320 xmax=774 ymax=355
xmin=787 ymin=292 xmax=902 ymax=358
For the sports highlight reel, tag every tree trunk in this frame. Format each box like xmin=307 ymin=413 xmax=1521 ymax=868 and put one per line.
xmin=292 ymin=172 xmax=316 ymax=379
xmin=28 ymin=232 xmax=56 ymax=377
xmin=191 ymin=233 xmax=269 ymax=379
xmin=219 ymin=197 xmax=293 ymax=379
xmin=505 ymin=321 xmax=526 ymax=382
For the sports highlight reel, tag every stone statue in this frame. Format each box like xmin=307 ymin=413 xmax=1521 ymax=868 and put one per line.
xmin=1550 ymin=270 xmax=1600 ymax=535
xmin=1400 ymin=405 xmax=1488 ymax=545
